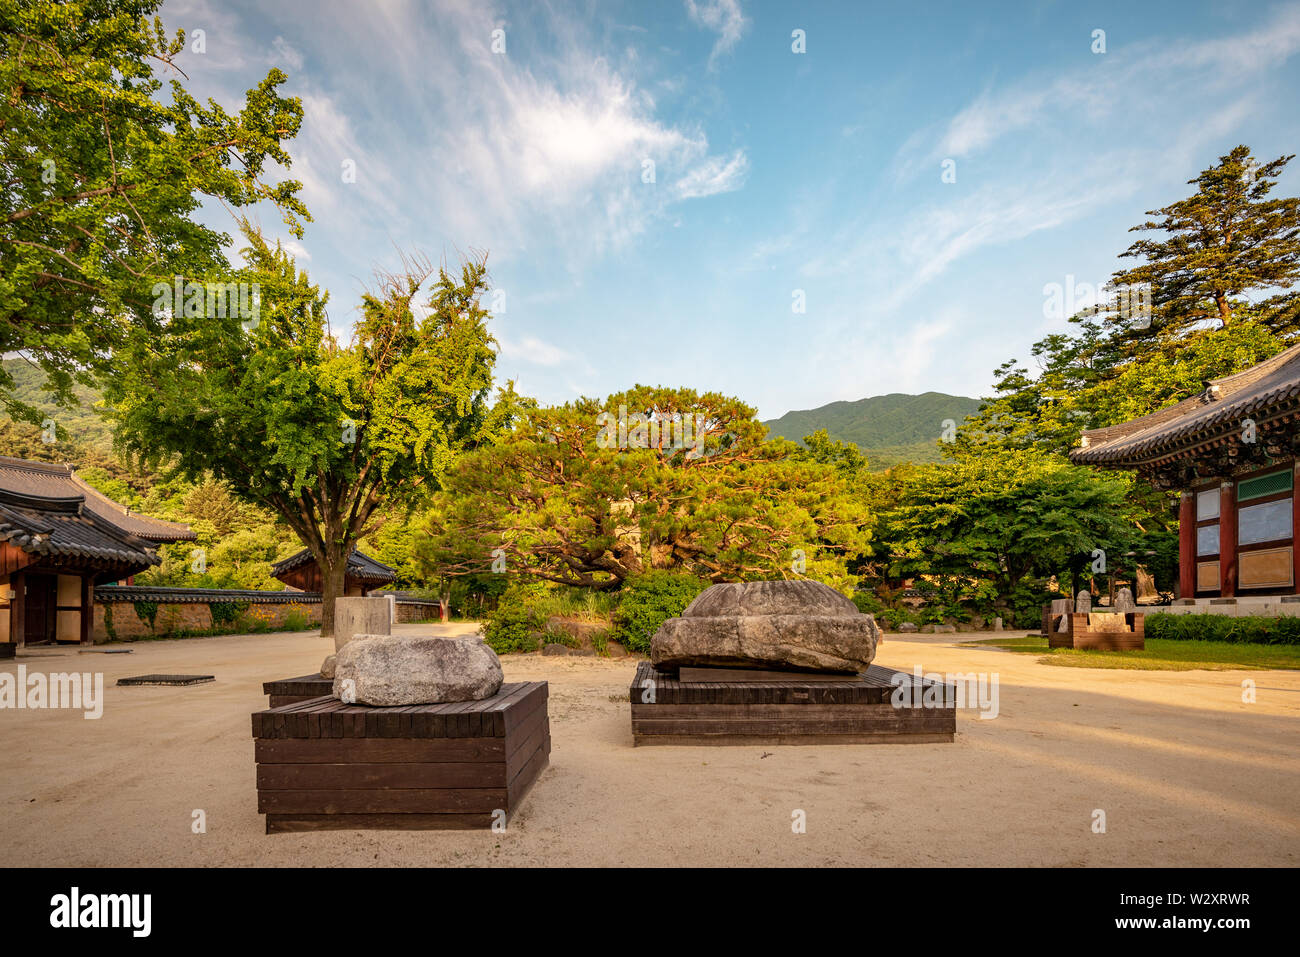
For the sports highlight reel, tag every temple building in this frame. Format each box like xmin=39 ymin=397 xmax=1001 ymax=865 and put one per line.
xmin=1071 ymin=342 xmax=1300 ymax=605
xmin=271 ymin=547 xmax=397 ymax=597
xmin=0 ymin=457 xmax=195 ymax=647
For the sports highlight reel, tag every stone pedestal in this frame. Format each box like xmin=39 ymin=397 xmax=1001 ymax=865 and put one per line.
xmin=322 ymin=596 xmax=392 ymax=677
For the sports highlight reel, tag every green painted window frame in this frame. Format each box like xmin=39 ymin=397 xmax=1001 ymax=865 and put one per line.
xmin=1237 ymin=469 xmax=1293 ymax=503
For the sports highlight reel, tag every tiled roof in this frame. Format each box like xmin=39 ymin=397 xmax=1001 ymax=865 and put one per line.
xmin=1070 ymin=342 xmax=1300 ymax=467
xmin=271 ymin=547 xmax=398 ymax=583
xmin=96 ymin=585 xmax=322 ymax=604
xmin=0 ymin=456 xmax=195 ymax=569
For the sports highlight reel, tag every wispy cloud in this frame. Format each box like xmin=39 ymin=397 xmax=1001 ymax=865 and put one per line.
xmin=673 ymin=148 xmax=748 ymax=199
xmin=935 ymin=4 xmax=1300 ymax=160
xmin=685 ymin=0 xmax=749 ymax=68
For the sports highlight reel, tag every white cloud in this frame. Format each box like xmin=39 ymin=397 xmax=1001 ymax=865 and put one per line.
xmin=936 ymin=4 xmax=1300 ymax=160
xmin=673 ymin=149 xmax=748 ymax=199
xmin=271 ymin=36 xmax=304 ymax=71
xmin=497 ymin=332 xmax=574 ymax=367
xmin=685 ymin=0 xmax=749 ymax=67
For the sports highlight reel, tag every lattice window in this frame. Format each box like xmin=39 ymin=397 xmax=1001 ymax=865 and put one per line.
xmin=1237 ymin=469 xmax=1293 ymax=503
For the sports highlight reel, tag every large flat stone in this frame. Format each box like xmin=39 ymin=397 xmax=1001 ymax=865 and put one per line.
xmin=650 ymin=580 xmax=879 ymax=674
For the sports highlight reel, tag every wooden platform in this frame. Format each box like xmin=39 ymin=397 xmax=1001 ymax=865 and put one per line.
xmin=629 ymin=662 xmax=955 ymax=746
xmin=1048 ymin=612 xmax=1145 ymax=650
xmin=251 ymin=681 xmax=550 ymax=832
xmin=262 ymin=673 xmax=334 ymax=707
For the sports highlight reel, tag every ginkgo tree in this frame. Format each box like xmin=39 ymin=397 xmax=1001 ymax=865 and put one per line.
xmin=0 ymin=0 xmax=310 ymax=422
xmin=106 ymin=228 xmax=516 ymax=635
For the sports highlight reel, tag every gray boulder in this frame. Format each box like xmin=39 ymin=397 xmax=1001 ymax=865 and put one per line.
xmin=897 ymin=622 xmax=919 ymax=633
xmin=650 ymin=580 xmax=879 ymax=674
xmin=332 ymin=634 xmax=503 ymax=706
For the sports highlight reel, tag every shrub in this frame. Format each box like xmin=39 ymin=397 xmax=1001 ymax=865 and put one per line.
xmin=611 ymin=571 xmax=707 ymax=655
xmin=210 ymin=601 xmax=249 ymax=629
xmin=851 ymin=591 xmax=886 ymax=615
xmin=132 ymin=600 xmax=159 ymax=631
xmin=483 ymin=587 xmax=545 ymax=654
xmin=1145 ymin=613 xmax=1300 ymax=645
xmin=281 ymin=607 xmax=313 ymax=631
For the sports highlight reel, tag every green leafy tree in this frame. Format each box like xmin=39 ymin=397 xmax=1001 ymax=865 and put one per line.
xmin=960 ymin=147 xmax=1298 ymax=457
xmin=870 ymin=451 xmax=1144 ymax=618
xmin=1112 ymin=145 xmax=1300 ymax=334
xmin=417 ymin=386 xmax=873 ymax=594
xmin=106 ymin=229 xmax=514 ymax=634
xmin=0 ymin=0 xmax=310 ymax=422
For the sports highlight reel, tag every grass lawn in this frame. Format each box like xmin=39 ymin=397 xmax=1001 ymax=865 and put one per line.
xmin=964 ymin=634 xmax=1300 ymax=670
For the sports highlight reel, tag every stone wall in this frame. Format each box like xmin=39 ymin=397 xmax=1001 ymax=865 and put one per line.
xmin=394 ymin=600 xmax=443 ymax=623
xmin=93 ymin=590 xmax=321 ymax=643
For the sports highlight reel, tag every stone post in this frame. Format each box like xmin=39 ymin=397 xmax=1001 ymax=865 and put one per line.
xmin=321 ymin=596 xmax=392 ymax=677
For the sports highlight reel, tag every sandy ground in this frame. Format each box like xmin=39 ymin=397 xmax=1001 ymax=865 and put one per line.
xmin=0 ymin=624 xmax=1296 ymax=867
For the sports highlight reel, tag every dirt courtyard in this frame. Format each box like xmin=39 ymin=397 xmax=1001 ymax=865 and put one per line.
xmin=1 ymin=624 xmax=1296 ymax=867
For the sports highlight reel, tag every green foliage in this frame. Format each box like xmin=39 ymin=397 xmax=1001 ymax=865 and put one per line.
xmin=0 ymin=0 xmax=309 ymax=422
xmin=1145 ymin=614 xmax=1300 ymax=645
xmin=105 ymin=229 xmax=516 ymax=633
xmin=419 ymin=385 xmax=872 ymax=594
xmin=868 ymin=450 xmax=1140 ymax=613
xmin=281 ymin=607 xmax=313 ymax=632
xmin=209 ymin=601 xmax=248 ymax=627
xmin=132 ymin=601 xmax=158 ymax=631
xmin=958 ymin=146 xmax=1299 ymax=459
xmin=1111 ymin=145 xmax=1300 ymax=335
xmin=482 ymin=586 xmax=545 ymax=654
xmin=610 ymin=571 xmax=707 ymax=654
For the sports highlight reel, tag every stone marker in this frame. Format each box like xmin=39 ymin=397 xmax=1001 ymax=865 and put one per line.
xmin=993 ymin=617 xmax=1003 ymax=631
xmin=1075 ymin=589 xmax=1092 ymax=614
xmin=1051 ymin=597 xmax=1072 ymax=633
xmin=650 ymin=580 xmax=879 ymax=674
xmin=321 ymin=596 xmax=392 ymax=678
xmin=1114 ymin=587 xmax=1136 ymax=614
xmin=332 ymin=634 xmax=503 ymax=706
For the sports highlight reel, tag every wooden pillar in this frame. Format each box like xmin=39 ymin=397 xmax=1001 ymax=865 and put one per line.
xmin=1293 ymin=460 xmax=1300 ymax=595
xmin=1178 ymin=492 xmax=1195 ymax=599
xmin=1219 ymin=480 xmax=1237 ymax=597
xmin=11 ymin=569 xmax=24 ymax=648
xmin=80 ymin=574 xmax=94 ymax=645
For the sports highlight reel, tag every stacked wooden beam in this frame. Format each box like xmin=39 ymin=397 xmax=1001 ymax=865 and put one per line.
xmin=251 ymin=681 xmax=549 ymax=832
xmin=629 ymin=662 xmax=954 ymax=746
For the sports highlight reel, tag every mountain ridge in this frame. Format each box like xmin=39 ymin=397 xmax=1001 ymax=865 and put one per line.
xmin=761 ymin=390 xmax=983 ymax=467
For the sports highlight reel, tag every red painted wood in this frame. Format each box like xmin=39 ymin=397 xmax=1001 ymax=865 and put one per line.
xmin=1178 ymin=492 xmax=1195 ymax=600
xmin=1293 ymin=462 xmax=1300 ymax=593
xmin=1219 ymin=481 xmax=1237 ymax=597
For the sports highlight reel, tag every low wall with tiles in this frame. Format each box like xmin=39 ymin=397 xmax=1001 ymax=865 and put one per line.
xmin=93 ymin=587 xmax=322 ymax=643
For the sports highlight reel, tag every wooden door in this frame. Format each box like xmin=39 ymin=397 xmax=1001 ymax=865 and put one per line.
xmin=24 ymin=574 xmax=56 ymax=645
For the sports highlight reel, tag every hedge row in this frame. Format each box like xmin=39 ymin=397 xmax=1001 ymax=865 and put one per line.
xmin=1145 ymin=613 xmax=1300 ymax=645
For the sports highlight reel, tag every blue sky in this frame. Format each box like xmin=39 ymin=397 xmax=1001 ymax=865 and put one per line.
xmin=163 ymin=0 xmax=1300 ymax=420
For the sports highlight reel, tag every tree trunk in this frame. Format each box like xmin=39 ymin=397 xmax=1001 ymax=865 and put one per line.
xmin=1216 ymin=293 xmax=1232 ymax=326
xmin=319 ymin=548 xmax=349 ymax=639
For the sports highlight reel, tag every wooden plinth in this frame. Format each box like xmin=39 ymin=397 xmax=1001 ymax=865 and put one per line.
xmin=252 ymin=681 xmax=550 ymax=832
xmin=1048 ymin=613 xmax=1145 ymax=650
xmin=629 ymin=662 xmax=954 ymax=746
xmin=262 ymin=673 xmax=334 ymax=707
